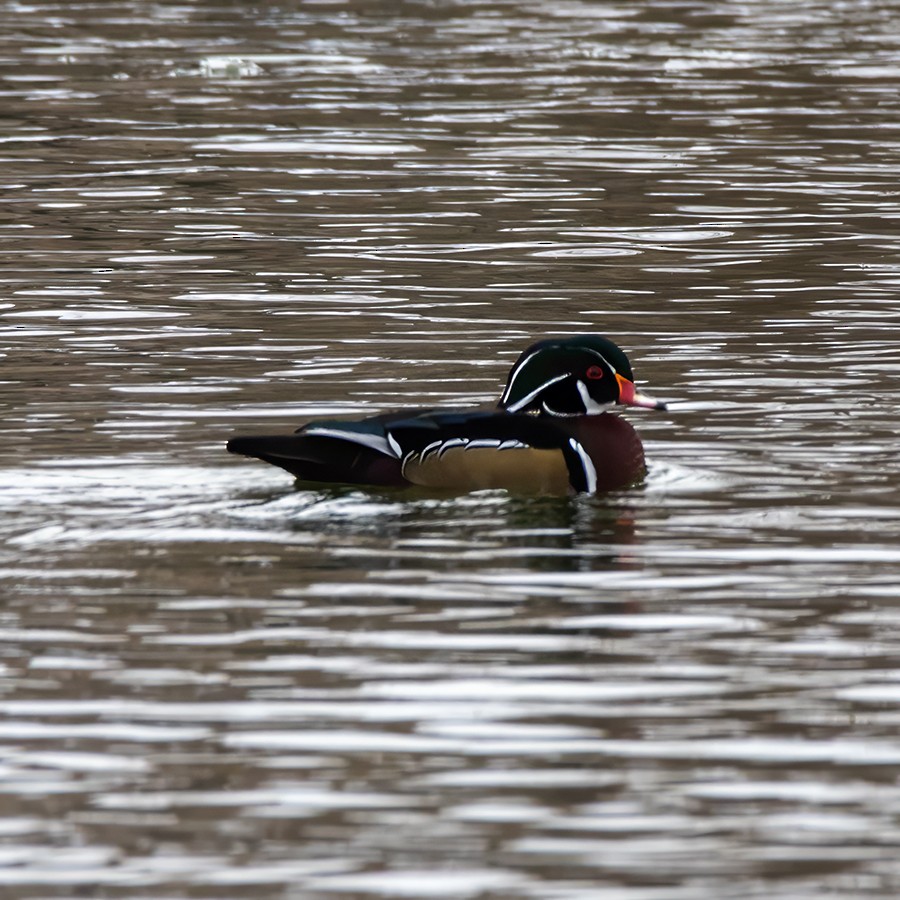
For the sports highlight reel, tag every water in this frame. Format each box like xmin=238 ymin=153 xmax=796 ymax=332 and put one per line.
xmin=3 ymin=0 xmax=900 ymax=896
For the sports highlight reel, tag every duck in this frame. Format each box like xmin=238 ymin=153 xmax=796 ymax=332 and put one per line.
xmin=226 ymin=335 xmax=667 ymax=495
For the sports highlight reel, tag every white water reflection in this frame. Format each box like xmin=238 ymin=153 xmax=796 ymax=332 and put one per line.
xmin=3 ymin=0 xmax=900 ymax=896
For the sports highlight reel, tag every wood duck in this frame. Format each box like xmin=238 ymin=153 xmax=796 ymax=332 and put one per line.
xmin=227 ymin=335 xmax=667 ymax=494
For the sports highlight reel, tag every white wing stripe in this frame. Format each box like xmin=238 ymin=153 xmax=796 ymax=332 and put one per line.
xmin=395 ymin=434 xmax=537 ymax=473
xmin=462 ymin=438 xmax=526 ymax=450
xmin=304 ymin=426 xmax=392 ymax=456
xmin=386 ymin=432 xmax=403 ymax=458
xmin=421 ymin=440 xmax=445 ymax=459
xmin=437 ymin=438 xmax=468 ymax=458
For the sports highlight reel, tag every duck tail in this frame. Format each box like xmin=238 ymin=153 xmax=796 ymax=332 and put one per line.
xmin=226 ymin=433 xmax=405 ymax=487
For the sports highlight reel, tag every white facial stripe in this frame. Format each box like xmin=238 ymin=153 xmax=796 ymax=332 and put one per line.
xmin=583 ymin=348 xmax=616 ymax=371
xmin=502 ymin=343 xmax=623 ymax=407
xmin=576 ymin=380 xmax=614 ymax=415
xmin=504 ymin=372 xmax=570 ymax=412
xmin=499 ymin=347 xmax=544 ymax=405
xmin=568 ymin=438 xmax=598 ymax=493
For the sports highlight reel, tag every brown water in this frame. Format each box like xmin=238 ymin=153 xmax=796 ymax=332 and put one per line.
xmin=3 ymin=0 xmax=900 ymax=896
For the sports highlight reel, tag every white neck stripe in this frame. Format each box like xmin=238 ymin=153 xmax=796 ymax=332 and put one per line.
xmin=569 ymin=438 xmax=598 ymax=493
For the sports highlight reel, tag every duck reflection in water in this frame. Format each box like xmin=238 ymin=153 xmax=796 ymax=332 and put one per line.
xmin=228 ymin=335 xmax=667 ymax=495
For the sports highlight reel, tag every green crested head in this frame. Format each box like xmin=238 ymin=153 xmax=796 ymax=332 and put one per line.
xmin=498 ymin=335 xmax=665 ymax=416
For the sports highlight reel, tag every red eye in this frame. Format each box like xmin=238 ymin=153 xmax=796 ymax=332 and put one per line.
xmin=585 ymin=365 xmax=605 ymax=380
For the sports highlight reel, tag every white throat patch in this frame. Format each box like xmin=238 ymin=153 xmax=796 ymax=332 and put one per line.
xmin=576 ymin=380 xmax=613 ymax=415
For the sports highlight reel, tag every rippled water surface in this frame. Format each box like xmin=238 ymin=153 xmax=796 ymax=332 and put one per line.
xmin=3 ymin=0 xmax=900 ymax=896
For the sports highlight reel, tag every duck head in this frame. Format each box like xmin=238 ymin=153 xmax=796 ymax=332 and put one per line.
xmin=498 ymin=335 xmax=666 ymax=416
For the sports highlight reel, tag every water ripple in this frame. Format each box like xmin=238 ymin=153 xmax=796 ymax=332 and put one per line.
xmin=4 ymin=0 xmax=900 ymax=896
